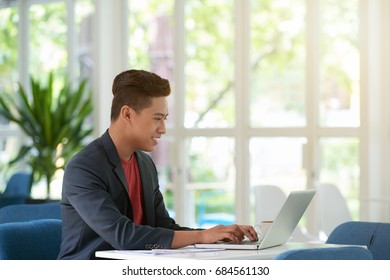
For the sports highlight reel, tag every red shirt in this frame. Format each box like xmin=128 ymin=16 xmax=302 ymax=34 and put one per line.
xmin=121 ymin=155 xmax=143 ymax=224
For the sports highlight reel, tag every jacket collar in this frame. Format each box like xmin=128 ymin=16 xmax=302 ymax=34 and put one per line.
xmin=101 ymin=130 xmax=128 ymax=193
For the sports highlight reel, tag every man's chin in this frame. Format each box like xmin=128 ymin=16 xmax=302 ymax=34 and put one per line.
xmin=140 ymin=146 xmax=156 ymax=153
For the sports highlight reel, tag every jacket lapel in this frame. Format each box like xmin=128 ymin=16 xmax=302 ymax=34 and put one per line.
xmin=101 ymin=130 xmax=154 ymax=225
xmin=101 ymin=130 xmax=128 ymax=195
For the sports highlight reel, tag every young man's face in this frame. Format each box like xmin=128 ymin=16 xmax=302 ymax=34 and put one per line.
xmin=131 ymin=96 xmax=169 ymax=152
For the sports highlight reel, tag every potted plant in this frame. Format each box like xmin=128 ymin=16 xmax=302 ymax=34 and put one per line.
xmin=0 ymin=72 xmax=93 ymax=199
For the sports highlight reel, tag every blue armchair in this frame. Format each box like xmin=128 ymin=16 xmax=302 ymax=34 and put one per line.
xmin=0 ymin=202 xmax=61 ymax=223
xmin=0 ymin=219 xmax=62 ymax=260
xmin=326 ymin=221 xmax=390 ymax=260
xmin=274 ymin=246 xmax=373 ymax=260
xmin=0 ymin=171 xmax=32 ymax=208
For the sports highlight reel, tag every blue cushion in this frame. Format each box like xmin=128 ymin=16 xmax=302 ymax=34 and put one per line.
xmin=326 ymin=221 xmax=377 ymax=246
xmin=326 ymin=221 xmax=390 ymax=260
xmin=369 ymin=223 xmax=390 ymax=260
xmin=0 ymin=196 xmax=27 ymax=209
xmin=0 ymin=219 xmax=62 ymax=260
xmin=274 ymin=246 xmax=373 ymax=260
xmin=0 ymin=202 xmax=61 ymax=223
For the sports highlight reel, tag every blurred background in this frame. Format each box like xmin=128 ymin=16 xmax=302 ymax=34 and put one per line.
xmin=0 ymin=0 xmax=389 ymax=240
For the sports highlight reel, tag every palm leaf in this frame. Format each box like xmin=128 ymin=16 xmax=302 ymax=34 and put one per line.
xmin=0 ymin=72 xmax=93 ymax=198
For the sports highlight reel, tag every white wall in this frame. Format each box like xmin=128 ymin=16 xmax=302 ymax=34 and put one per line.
xmin=360 ymin=0 xmax=390 ymax=221
xmin=92 ymin=0 xmax=128 ymax=136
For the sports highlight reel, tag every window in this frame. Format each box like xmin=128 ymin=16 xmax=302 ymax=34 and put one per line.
xmin=0 ymin=0 xmax=94 ymax=197
xmin=127 ymin=0 xmax=361 ymax=232
xmin=250 ymin=0 xmax=306 ymax=127
xmin=3 ymin=0 xmax=388 ymax=234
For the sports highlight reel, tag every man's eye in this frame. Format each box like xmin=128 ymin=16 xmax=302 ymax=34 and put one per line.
xmin=154 ymin=117 xmax=167 ymax=121
xmin=154 ymin=116 xmax=168 ymax=121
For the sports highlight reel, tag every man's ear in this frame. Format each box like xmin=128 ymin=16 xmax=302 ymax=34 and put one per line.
xmin=121 ymin=106 xmax=132 ymax=121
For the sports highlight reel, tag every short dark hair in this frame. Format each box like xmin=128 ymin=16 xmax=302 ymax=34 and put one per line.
xmin=111 ymin=69 xmax=171 ymax=120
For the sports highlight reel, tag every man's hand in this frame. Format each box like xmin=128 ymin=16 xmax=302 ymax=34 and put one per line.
xmin=200 ymin=224 xmax=258 ymax=244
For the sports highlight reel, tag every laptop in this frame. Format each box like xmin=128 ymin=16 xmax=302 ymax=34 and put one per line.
xmin=194 ymin=189 xmax=316 ymax=250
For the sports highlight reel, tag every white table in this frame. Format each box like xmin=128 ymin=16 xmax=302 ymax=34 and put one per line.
xmin=95 ymin=242 xmax=351 ymax=260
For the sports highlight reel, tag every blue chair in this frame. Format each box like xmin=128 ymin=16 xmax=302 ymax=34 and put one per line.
xmin=0 ymin=202 xmax=61 ymax=223
xmin=274 ymin=246 xmax=373 ymax=260
xmin=326 ymin=221 xmax=390 ymax=260
xmin=0 ymin=219 xmax=62 ymax=260
xmin=0 ymin=171 xmax=32 ymax=208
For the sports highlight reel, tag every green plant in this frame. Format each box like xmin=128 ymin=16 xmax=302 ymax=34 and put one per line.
xmin=0 ymin=73 xmax=93 ymax=198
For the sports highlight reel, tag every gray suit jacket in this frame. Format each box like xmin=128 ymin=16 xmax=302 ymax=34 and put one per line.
xmin=58 ymin=130 xmax=189 ymax=259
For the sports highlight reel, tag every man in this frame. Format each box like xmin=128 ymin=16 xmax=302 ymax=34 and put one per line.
xmin=58 ymin=69 xmax=258 ymax=259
